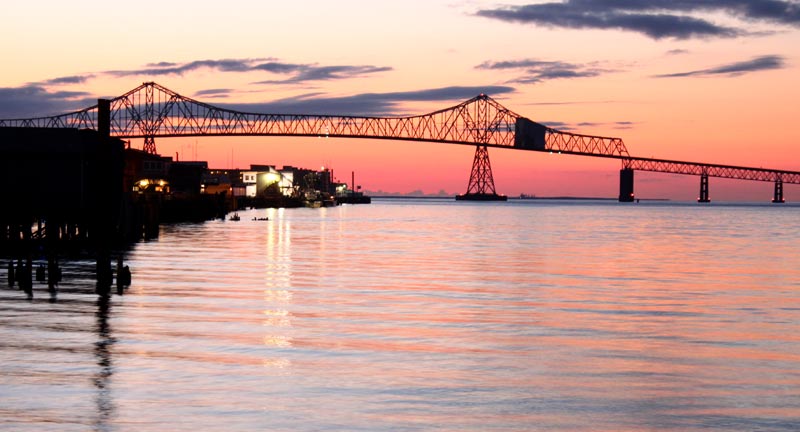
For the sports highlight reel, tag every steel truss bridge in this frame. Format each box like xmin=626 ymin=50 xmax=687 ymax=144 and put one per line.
xmin=1 ymin=81 xmax=797 ymax=202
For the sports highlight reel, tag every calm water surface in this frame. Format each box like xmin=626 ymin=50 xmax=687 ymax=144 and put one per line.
xmin=2 ymin=199 xmax=800 ymax=431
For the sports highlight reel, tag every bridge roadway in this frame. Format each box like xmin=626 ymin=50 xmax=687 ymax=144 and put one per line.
xmin=0 ymin=82 xmax=797 ymax=202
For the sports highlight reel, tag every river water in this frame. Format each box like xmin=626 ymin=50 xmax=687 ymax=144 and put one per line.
xmin=2 ymin=199 xmax=799 ymax=431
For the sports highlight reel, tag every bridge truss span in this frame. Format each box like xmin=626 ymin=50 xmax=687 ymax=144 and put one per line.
xmin=0 ymin=82 xmax=629 ymax=159
xmin=623 ymin=157 xmax=800 ymax=184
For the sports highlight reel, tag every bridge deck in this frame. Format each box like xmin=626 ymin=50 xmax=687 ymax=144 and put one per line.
xmin=622 ymin=156 xmax=800 ymax=184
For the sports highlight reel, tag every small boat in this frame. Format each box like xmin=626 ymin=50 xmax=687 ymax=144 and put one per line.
xmin=252 ymin=217 xmax=269 ymax=221
xmin=229 ymin=212 xmax=241 ymax=221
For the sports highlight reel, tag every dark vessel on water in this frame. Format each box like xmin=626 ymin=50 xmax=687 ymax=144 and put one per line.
xmin=336 ymin=171 xmax=371 ymax=204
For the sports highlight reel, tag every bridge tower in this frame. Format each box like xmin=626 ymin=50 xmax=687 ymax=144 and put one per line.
xmin=141 ymin=83 xmax=158 ymax=154
xmin=143 ymin=136 xmax=157 ymax=154
xmin=456 ymin=145 xmax=507 ymax=201
xmin=455 ymin=94 xmax=507 ymax=201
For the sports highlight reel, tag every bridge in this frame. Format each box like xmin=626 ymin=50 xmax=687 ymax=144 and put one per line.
xmin=1 ymin=82 xmax=797 ymax=202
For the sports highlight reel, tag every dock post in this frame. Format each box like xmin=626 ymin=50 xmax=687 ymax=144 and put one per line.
xmin=15 ymin=258 xmax=22 ymax=290
xmin=618 ymin=168 xmax=635 ymax=202
xmin=96 ymin=253 xmax=112 ymax=295
xmin=20 ymin=223 xmax=33 ymax=297
xmin=116 ymin=255 xmax=124 ymax=295
xmin=47 ymin=254 xmax=59 ymax=294
xmin=23 ymin=255 xmax=33 ymax=299
xmin=7 ymin=260 xmax=14 ymax=288
xmin=45 ymin=219 xmax=57 ymax=294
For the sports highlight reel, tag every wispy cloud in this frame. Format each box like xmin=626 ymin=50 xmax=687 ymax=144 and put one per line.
xmin=106 ymin=58 xmax=272 ymax=77
xmin=544 ymin=120 xmax=637 ymax=132
xmin=25 ymin=57 xmax=392 ymax=91
xmin=254 ymin=65 xmax=393 ymax=84
xmin=7 ymin=56 xmax=397 ymax=116
xmin=476 ymin=59 xmax=612 ymax=84
xmin=252 ymin=61 xmax=305 ymax=74
xmin=39 ymin=74 xmax=96 ymax=85
xmin=577 ymin=121 xmax=636 ymax=129
xmin=194 ymin=88 xmax=234 ymax=98
xmin=0 ymin=86 xmax=95 ymax=118
xmin=476 ymin=1 xmax=800 ymax=40
xmin=666 ymin=49 xmax=690 ymax=56
xmin=103 ymin=58 xmax=392 ymax=83
xmin=539 ymin=120 xmax=572 ymax=130
xmin=654 ymin=55 xmax=785 ymax=78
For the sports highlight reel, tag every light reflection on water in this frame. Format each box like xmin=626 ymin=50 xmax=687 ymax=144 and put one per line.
xmin=2 ymin=200 xmax=800 ymax=431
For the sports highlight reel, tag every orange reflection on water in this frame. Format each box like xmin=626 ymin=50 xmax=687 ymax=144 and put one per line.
xmin=4 ymin=202 xmax=799 ymax=431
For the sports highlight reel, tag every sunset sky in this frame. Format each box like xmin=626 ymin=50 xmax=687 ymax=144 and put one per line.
xmin=1 ymin=0 xmax=798 ymax=200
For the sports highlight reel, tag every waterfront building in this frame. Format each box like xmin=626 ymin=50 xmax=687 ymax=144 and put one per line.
xmin=124 ymin=148 xmax=171 ymax=194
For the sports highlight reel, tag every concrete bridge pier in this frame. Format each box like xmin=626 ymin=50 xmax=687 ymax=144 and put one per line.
xmin=698 ymin=173 xmax=711 ymax=203
xmin=618 ymin=168 xmax=635 ymax=202
xmin=773 ymin=179 xmax=785 ymax=203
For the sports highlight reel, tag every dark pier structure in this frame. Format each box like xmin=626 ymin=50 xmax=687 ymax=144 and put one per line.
xmin=0 ymin=101 xmax=132 ymax=296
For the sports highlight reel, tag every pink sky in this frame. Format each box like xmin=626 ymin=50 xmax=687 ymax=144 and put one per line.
xmin=1 ymin=1 xmax=798 ymax=200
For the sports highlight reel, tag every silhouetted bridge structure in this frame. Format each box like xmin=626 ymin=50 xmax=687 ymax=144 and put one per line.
xmin=2 ymin=82 xmax=797 ymax=203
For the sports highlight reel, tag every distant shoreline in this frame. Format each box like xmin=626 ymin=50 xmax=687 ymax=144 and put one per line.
xmin=371 ymin=195 xmax=671 ymax=201
xmin=512 ymin=196 xmax=671 ymax=201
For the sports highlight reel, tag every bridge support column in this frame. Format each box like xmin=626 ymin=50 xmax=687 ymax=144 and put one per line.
xmin=455 ymin=145 xmax=507 ymax=201
xmin=698 ymin=173 xmax=710 ymax=203
xmin=773 ymin=178 xmax=785 ymax=203
xmin=618 ymin=168 xmax=635 ymax=202
xmin=143 ymin=136 xmax=157 ymax=154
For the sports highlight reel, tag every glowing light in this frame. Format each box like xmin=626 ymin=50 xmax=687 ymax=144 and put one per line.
xmin=265 ymin=172 xmax=280 ymax=184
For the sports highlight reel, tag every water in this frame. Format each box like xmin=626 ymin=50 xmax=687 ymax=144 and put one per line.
xmin=2 ymin=199 xmax=800 ymax=431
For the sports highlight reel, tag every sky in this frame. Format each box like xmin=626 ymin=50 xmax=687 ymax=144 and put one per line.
xmin=1 ymin=0 xmax=799 ymax=200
